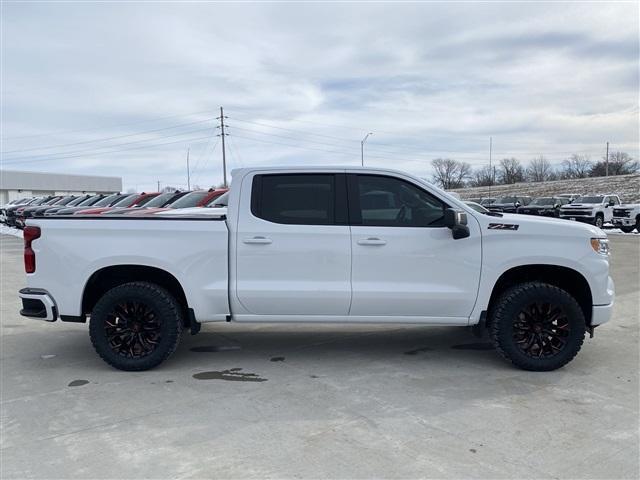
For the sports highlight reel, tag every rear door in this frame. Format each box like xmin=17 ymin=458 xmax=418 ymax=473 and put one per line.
xmin=234 ymin=172 xmax=351 ymax=316
xmin=347 ymin=173 xmax=481 ymax=320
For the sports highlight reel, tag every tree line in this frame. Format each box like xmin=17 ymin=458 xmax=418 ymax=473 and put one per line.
xmin=431 ymin=152 xmax=639 ymax=190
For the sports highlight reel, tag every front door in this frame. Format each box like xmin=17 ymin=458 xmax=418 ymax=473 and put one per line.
xmin=235 ymin=172 xmax=351 ymax=316
xmin=347 ymin=173 xmax=481 ymax=320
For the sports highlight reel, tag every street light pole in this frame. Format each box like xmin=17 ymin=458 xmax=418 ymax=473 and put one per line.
xmin=361 ymin=132 xmax=373 ymax=166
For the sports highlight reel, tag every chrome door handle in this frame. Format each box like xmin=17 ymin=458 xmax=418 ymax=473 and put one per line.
xmin=357 ymin=237 xmax=386 ymax=246
xmin=243 ymin=236 xmax=272 ymax=245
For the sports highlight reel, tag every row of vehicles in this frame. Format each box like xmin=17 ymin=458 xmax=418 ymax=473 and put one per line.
xmin=0 ymin=189 xmax=229 ymax=228
xmin=465 ymin=194 xmax=639 ymax=232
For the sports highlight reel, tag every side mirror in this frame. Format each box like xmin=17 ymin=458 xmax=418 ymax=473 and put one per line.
xmin=608 ymin=201 xmax=615 ymax=207
xmin=444 ymin=208 xmax=470 ymax=240
xmin=515 ymin=201 xmax=521 ymax=207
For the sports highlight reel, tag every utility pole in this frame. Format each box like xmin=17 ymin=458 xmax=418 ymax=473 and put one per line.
xmin=186 ymin=148 xmax=191 ymax=190
xmin=157 ymin=180 xmax=161 ymax=192
xmin=605 ymin=141 xmax=609 ymax=177
xmin=488 ymin=136 xmax=493 ymax=196
xmin=217 ymin=107 xmax=228 ymax=187
xmin=361 ymin=132 xmax=373 ymax=166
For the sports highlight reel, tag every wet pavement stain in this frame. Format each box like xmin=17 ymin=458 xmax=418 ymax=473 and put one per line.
xmin=310 ymin=375 xmax=320 ymax=379
xmin=470 ymin=448 xmax=477 ymax=453
xmin=68 ymin=380 xmax=89 ymax=387
xmin=270 ymin=356 xmax=285 ymax=362
xmin=193 ymin=368 xmax=267 ymax=382
xmin=404 ymin=346 xmax=433 ymax=355
xmin=451 ymin=342 xmax=494 ymax=350
xmin=165 ymin=380 xmax=174 ymax=383
xmin=190 ymin=345 xmax=241 ymax=353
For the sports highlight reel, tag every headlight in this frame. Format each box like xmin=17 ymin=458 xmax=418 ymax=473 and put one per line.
xmin=590 ymin=238 xmax=610 ymax=255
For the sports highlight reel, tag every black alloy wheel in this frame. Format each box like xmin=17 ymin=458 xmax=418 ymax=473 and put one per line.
xmin=513 ymin=302 xmax=570 ymax=358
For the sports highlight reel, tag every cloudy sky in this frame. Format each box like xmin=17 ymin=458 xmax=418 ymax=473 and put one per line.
xmin=2 ymin=2 xmax=638 ymax=191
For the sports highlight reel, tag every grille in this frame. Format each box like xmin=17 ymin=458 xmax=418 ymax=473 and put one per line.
xmin=613 ymin=209 xmax=631 ymax=218
xmin=562 ymin=210 xmax=592 ymax=216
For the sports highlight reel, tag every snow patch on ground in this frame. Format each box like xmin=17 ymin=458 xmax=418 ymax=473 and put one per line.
xmin=0 ymin=225 xmax=23 ymax=238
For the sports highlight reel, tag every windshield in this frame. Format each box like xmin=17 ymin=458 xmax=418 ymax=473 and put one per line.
xmin=169 ymin=191 xmax=209 ymax=209
xmin=92 ymin=194 xmax=123 ymax=207
xmin=531 ymin=197 xmax=555 ymax=206
xmin=497 ymin=196 xmax=516 ymax=203
xmin=66 ymin=196 xmax=89 ymax=206
xmin=112 ymin=194 xmax=139 ymax=207
xmin=142 ymin=192 xmax=180 ymax=208
xmin=575 ymin=196 xmax=603 ymax=204
xmin=208 ymin=192 xmax=228 ymax=207
xmin=52 ymin=196 xmax=76 ymax=206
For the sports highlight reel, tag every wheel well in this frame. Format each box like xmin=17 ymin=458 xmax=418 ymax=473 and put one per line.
xmin=82 ymin=265 xmax=189 ymax=324
xmin=487 ymin=265 xmax=593 ymax=325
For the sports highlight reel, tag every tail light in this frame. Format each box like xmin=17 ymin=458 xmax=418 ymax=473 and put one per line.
xmin=24 ymin=226 xmax=41 ymax=273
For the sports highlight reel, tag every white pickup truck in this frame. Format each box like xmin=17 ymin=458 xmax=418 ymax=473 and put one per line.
xmin=612 ymin=202 xmax=640 ymax=233
xmin=19 ymin=167 xmax=614 ymax=372
xmin=559 ymin=194 xmax=622 ymax=228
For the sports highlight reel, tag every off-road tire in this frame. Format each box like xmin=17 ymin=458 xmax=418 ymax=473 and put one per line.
xmin=594 ymin=214 xmax=604 ymax=228
xmin=620 ymin=226 xmax=635 ymax=233
xmin=489 ymin=282 xmax=585 ymax=371
xmin=89 ymin=282 xmax=183 ymax=371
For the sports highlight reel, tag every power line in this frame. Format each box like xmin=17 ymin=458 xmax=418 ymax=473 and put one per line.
xmin=1 ymin=134 xmax=214 ymax=165
xmin=1 ymin=117 xmax=216 ymax=155
xmin=2 ymin=127 xmax=213 ymax=163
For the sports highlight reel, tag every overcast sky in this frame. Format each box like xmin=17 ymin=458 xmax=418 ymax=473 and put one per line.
xmin=2 ymin=2 xmax=638 ymax=191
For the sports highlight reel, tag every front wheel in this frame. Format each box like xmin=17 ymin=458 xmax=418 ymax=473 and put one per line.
xmin=489 ymin=282 xmax=586 ymax=371
xmin=89 ymin=282 xmax=183 ymax=371
xmin=620 ymin=226 xmax=635 ymax=233
xmin=594 ymin=214 xmax=604 ymax=228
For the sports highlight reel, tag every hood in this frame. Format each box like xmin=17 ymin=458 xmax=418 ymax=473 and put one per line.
xmin=618 ymin=203 xmax=640 ymax=208
xmin=561 ymin=203 xmax=598 ymax=208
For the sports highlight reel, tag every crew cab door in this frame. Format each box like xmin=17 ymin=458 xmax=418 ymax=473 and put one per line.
xmin=234 ymin=172 xmax=351 ymax=316
xmin=347 ymin=173 xmax=481 ymax=320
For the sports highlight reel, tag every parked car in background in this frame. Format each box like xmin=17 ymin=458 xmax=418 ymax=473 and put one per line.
xmin=5 ymin=197 xmax=52 ymax=227
xmin=488 ymin=195 xmax=531 ymax=213
xmin=74 ymin=192 xmax=159 ymax=215
xmin=14 ymin=196 xmax=63 ymax=228
xmin=480 ymin=198 xmax=496 ymax=206
xmin=103 ymin=191 xmax=188 ymax=215
xmin=559 ymin=194 xmax=621 ymax=228
xmin=1 ymin=197 xmax=33 ymax=223
xmin=612 ymin=201 xmax=640 ymax=233
xmin=139 ymin=188 xmax=228 ymax=215
xmin=37 ymin=194 xmax=94 ymax=217
xmin=19 ymin=195 xmax=83 ymax=225
xmin=517 ymin=197 xmax=570 ymax=217
xmin=51 ymin=193 xmax=121 ymax=216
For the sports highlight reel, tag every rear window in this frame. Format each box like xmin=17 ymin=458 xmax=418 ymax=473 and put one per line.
xmin=112 ymin=194 xmax=137 ymax=207
xmin=134 ymin=194 xmax=160 ymax=207
xmin=92 ymin=194 xmax=123 ymax=207
xmin=251 ymin=174 xmax=336 ymax=225
xmin=169 ymin=191 xmax=209 ymax=209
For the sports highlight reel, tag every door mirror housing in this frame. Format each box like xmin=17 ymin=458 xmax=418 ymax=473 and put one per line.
xmin=444 ymin=208 xmax=470 ymax=240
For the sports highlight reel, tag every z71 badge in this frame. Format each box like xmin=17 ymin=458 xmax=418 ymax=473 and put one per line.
xmin=488 ymin=223 xmax=519 ymax=230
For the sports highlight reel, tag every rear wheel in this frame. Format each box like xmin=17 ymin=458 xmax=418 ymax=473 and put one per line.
xmin=489 ymin=282 xmax=585 ymax=371
xmin=89 ymin=282 xmax=183 ymax=371
xmin=620 ymin=226 xmax=635 ymax=233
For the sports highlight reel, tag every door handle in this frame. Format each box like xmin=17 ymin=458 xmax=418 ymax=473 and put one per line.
xmin=357 ymin=237 xmax=386 ymax=246
xmin=243 ymin=236 xmax=272 ymax=245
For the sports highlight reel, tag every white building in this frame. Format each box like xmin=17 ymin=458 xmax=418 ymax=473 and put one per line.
xmin=0 ymin=170 xmax=122 ymax=204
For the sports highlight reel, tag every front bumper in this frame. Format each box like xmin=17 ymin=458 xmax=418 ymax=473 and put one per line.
xmin=612 ymin=218 xmax=635 ymax=227
xmin=19 ymin=288 xmax=58 ymax=321
xmin=591 ymin=276 xmax=615 ymax=326
xmin=559 ymin=214 xmax=596 ymax=224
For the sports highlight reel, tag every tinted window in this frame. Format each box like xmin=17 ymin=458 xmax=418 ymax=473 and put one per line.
xmin=352 ymin=175 xmax=447 ymax=227
xmin=169 ymin=191 xmax=209 ymax=209
xmin=252 ymin=174 xmax=336 ymax=225
xmin=575 ymin=196 xmax=604 ymax=204
xmin=92 ymin=194 xmax=122 ymax=207
xmin=112 ymin=194 xmax=137 ymax=207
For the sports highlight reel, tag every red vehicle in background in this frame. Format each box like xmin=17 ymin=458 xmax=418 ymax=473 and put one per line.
xmin=74 ymin=192 xmax=160 ymax=215
xmin=124 ymin=188 xmax=228 ymax=215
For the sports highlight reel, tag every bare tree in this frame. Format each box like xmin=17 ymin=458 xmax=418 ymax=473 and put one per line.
xmin=560 ymin=154 xmax=592 ymax=179
xmin=472 ymin=165 xmax=497 ymax=187
xmin=431 ymin=158 xmax=472 ymax=189
xmin=161 ymin=185 xmax=179 ymax=193
xmin=499 ymin=158 xmax=525 ymax=184
xmin=590 ymin=151 xmax=639 ymax=177
xmin=526 ymin=156 xmax=553 ymax=182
